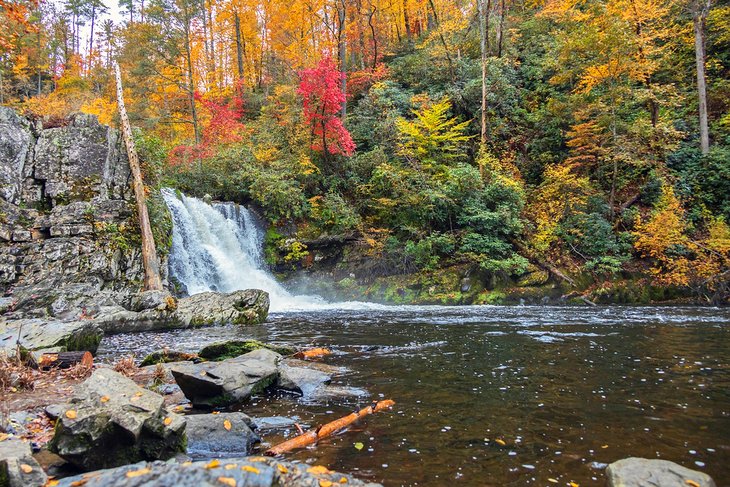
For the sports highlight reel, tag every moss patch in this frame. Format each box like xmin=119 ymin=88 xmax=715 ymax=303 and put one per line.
xmin=198 ymin=340 xmax=294 ymax=361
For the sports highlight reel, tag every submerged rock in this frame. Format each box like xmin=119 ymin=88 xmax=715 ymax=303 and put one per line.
xmin=48 ymin=368 xmax=186 ymax=471
xmin=184 ymin=412 xmax=259 ymax=459
xmin=0 ymin=318 xmax=103 ymax=355
xmin=606 ymin=458 xmax=716 ymax=487
xmin=53 ymin=457 xmax=382 ymax=487
xmin=198 ymin=340 xmax=293 ymax=361
xmin=139 ymin=349 xmax=199 ymax=367
xmin=170 ymin=349 xmax=280 ymax=407
xmin=0 ymin=438 xmax=48 ymax=487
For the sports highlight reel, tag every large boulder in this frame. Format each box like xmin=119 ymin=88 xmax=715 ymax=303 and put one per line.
xmin=185 ymin=412 xmax=259 ymax=459
xmin=0 ymin=107 xmax=33 ymax=206
xmin=174 ymin=290 xmax=270 ymax=327
xmin=53 ymin=457 xmax=382 ymax=487
xmin=0 ymin=438 xmax=47 ymax=487
xmin=277 ymin=363 xmax=332 ymax=397
xmin=0 ymin=318 xmax=103 ymax=355
xmin=92 ymin=290 xmax=270 ymax=334
xmin=606 ymin=458 xmax=716 ymax=487
xmin=170 ymin=349 xmax=280 ymax=407
xmin=48 ymin=368 xmax=186 ymax=471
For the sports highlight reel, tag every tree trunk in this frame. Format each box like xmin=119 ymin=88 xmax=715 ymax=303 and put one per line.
xmin=234 ymin=10 xmax=244 ymax=80
xmin=368 ymin=5 xmax=378 ymax=68
xmin=403 ymin=0 xmax=411 ymax=39
xmin=478 ymin=0 xmax=491 ymax=148
xmin=89 ymin=5 xmax=96 ymax=73
xmin=338 ymin=0 xmax=347 ymax=120
xmin=113 ymin=63 xmax=163 ymax=292
xmin=693 ymin=0 xmax=711 ymax=155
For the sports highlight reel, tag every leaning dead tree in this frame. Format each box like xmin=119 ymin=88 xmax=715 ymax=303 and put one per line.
xmin=114 ymin=62 xmax=163 ymax=291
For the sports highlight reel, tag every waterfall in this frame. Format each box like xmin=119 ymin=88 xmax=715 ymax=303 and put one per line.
xmin=161 ymin=188 xmax=325 ymax=312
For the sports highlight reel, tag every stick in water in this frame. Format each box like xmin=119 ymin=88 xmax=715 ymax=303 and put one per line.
xmin=265 ymin=399 xmax=396 ymax=456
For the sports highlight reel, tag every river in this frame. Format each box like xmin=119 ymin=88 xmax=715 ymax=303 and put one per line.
xmin=98 ymin=305 xmax=730 ymax=486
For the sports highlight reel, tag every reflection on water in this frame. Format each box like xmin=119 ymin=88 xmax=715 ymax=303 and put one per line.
xmin=98 ymin=306 xmax=730 ymax=486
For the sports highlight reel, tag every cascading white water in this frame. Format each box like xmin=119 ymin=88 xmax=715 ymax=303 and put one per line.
xmin=162 ymin=188 xmax=326 ymax=312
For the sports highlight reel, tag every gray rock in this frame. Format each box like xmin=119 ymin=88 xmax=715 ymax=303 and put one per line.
xmin=0 ymin=107 xmax=33 ymax=206
xmin=128 ymin=290 xmax=176 ymax=312
xmin=0 ymin=438 xmax=48 ymax=487
xmin=0 ymin=319 xmax=103 ymax=355
xmin=606 ymin=458 xmax=716 ymax=487
xmin=54 ymin=457 xmax=382 ymax=487
xmin=170 ymin=349 xmax=281 ymax=407
xmin=251 ymin=416 xmax=298 ymax=432
xmin=277 ymin=364 xmax=331 ymax=397
xmin=185 ymin=412 xmax=259 ymax=459
xmin=174 ymin=290 xmax=270 ymax=327
xmin=48 ymin=368 xmax=186 ymax=471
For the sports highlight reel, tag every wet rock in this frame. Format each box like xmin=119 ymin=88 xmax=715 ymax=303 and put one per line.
xmin=0 ymin=319 xmax=103 ymax=355
xmin=251 ymin=416 xmax=298 ymax=432
xmin=0 ymin=438 xmax=48 ymax=487
xmin=606 ymin=458 xmax=716 ymax=487
xmin=198 ymin=340 xmax=293 ymax=361
xmin=170 ymin=349 xmax=280 ymax=407
xmin=48 ymin=368 xmax=186 ymax=471
xmin=93 ymin=290 xmax=270 ymax=334
xmin=54 ymin=457 xmax=382 ymax=487
xmin=128 ymin=290 xmax=176 ymax=313
xmin=277 ymin=363 xmax=331 ymax=397
xmin=0 ymin=107 xmax=34 ymax=206
xmin=174 ymin=290 xmax=270 ymax=327
xmin=184 ymin=412 xmax=259 ymax=459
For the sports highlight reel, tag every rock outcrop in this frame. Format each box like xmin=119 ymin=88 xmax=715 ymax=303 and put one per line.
xmin=605 ymin=458 xmax=716 ymax=487
xmin=54 ymin=457 xmax=382 ymax=487
xmin=0 ymin=107 xmax=164 ymax=320
xmin=0 ymin=438 xmax=48 ymax=487
xmin=48 ymin=368 xmax=186 ymax=471
xmin=170 ymin=349 xmax=280 ymax=407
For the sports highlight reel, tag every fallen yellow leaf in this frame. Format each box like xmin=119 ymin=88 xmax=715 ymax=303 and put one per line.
xmin=686 ymin=481 xmax=701 ymax=487
xmin=224 ymin=464 xmax=237 ymax=470
xmin=277 ymin=464 xmax=288 ymax=473
xmin=164 ymin=417 xmax=172 ymax=426
xmin=206 ymin=460 xmax=221 ymax=469
xmin=217 ymin=477 xmax=236 ymax=487
xmin=125 ymin=468 xmax=151 ymax=478
xmin=100 ymin=396 xmax=110 ymax=403
xmin=547 ymin=479 xmax=558 ymax=484
xmin=241 ymin=465 xmax=260 ymax=474
xmin=20 ymin=464 xmax=33 ymax=474
xmin=495 ymin=438 xmax=506 ymax=446
xmin=569 ymin=482 xmax=580 ymax=487
xmin=47 ymin=480 xmax=60 ymax=486
xmin=69 ymin=480 xmax=88 ymax=487
xmin=339 ymin=477 xmax=348 ymax=483
xmin=181 ymin=461 xmax=193 ymax=466
xmin=601 ymin=444 xmax=609 ymax=449
xmin=248 ymin=457 xmax=267 ymax=462
xmin=212 ymin=411 xmax=220 ymax=415
xmin=320 ymin=481 xmax=333 ymax=487
xmin=135 ymin=392 xmax=143 ymax=397
xmin=308 ymin=466 xmax=332 ymax=475
xmin=223 ymin=419 xmax=232 ymax=431
xmin=65 ymin=410 xmax=77 ymax=419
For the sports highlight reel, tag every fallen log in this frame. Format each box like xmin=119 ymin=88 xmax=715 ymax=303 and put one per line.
xmin=34 ymin=351 xmax=93 ymax=370
xmin=265 ymin=399 xmax=395 ymax=456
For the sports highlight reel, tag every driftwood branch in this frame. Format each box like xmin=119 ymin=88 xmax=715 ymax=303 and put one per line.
xmin=265 ymin=399 xmax=396 ymax=456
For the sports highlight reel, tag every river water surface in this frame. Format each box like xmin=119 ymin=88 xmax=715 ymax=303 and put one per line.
xmin=99 ymin=305 xmax=730 ymax=486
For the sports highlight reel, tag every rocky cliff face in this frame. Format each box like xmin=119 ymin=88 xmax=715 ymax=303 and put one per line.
xmin=0 ymin=107 xmax=161 ymax=318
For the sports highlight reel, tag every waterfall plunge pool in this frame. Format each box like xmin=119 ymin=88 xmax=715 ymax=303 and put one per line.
xmin=98 ymin=305 xmax=730 ymax=486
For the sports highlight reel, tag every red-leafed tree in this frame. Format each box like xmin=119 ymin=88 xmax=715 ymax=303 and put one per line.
xmin=298 ymin=56 xmax=355 ymax=157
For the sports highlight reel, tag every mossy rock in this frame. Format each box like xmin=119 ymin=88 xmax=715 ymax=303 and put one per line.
xmin=140 ymin=349 xmax=200 ymax=367
xmin=198 ymin=340 xmax=294 ymax=361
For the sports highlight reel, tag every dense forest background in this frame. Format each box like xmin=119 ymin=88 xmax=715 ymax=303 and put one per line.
xmin=1 ymin=0 xmax=729 ymax=302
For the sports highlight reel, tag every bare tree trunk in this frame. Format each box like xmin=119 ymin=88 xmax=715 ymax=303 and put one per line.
xmin=497 ymin=0 xmax=505 ymax=58
xmin=692 ymin=0 xmax=711 ymax=155
xmin=234 ymin=10 xmax=244 ymax=80
xmin=89 ymin=5 xmax=96 ymax=74
xmin=113 ymin=63 xmax=163 ymax=292
xmin=478 ymin=0 xmax=491 ymax=148
xmin=427 ymin=0 xmax=455 ymax=79
xmin=182 ymin=17 xmax=201 ymax=145
xmin=368 ymin=5 xmax=378 ymax=68
xmin=337 ymin=0 xmax=347 ymax=120
xmin=403 ymin=0 xmax=411 ymax=39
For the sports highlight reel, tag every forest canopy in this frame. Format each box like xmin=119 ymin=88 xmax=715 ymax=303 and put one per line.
xmin=1 ymin=0 xmax=728 ymax=302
